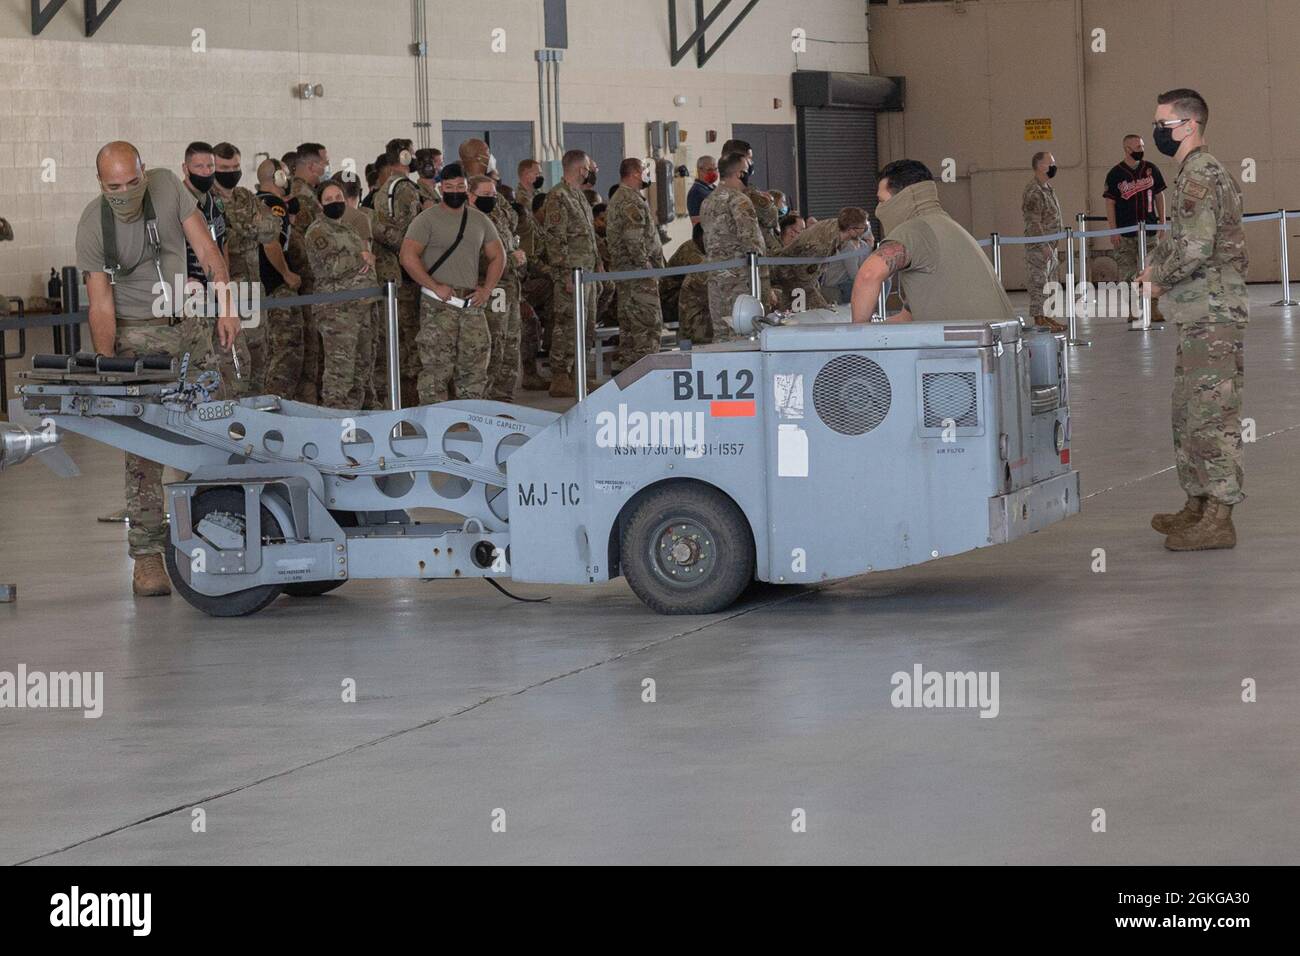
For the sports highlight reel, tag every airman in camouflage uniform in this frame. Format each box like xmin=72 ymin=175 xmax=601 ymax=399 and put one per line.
xmin=607 ymin=170 xmax=666 ymax=368
xmin=361 ymin=201 xmax=399 ymax=409
xmin=306 ymin=214 xmax=374 ymax=408
xmin=747 ymin=185 xmax=783 ymax=256
xmin=771 ymin=211 xmax=868 ymax=312
xmin=671 ymin=234 xmax=712 ymax=344
xmin=542 ymin=154 xmax=600 ymax=397
xmin=1021 ymin=153 xmax=1065 ymax=331
xmin=371 ymin=163 xmax=424 ymax=407
xmin=1143 ymin=91 xmax=1249 ymax=551
xmin=700 ymin=158 xmax=770 ymax=342
xmin=118 ymin=319 xmax=205 ymax=558
xmin=480 ymin=189 xmax=526 ymax=401
xmin=290 ymin=172 xmax=325 ymax=402
xmin=218 ymin=183 xmax=279 ymax=391
xmin=519 ymin=199 xmax=552 ymax=390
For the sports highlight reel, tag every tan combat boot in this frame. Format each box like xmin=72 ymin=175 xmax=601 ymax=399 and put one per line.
xmin=1151 ymin=495 xmax=1204 ymax=534
xmin=548 ymin=369 xmax=576 ymax=398
xmin=1034 ymin=315 xmax=1068 ymax=333
xmin=132 ymin=554 xmax=172 ymax=596
xmin=1164 ymin=499 xmax=1236 ymax=551
xmin=520 ymin=359 xmax=549 ymax=392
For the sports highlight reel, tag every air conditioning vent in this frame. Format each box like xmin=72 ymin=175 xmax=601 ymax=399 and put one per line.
xmin=812 ymin=354 xmax=891 ymax=435
xmin=922 ymin=371 xmax=979 ymax=428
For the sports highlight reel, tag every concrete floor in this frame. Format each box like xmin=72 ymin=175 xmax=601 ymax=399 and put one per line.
xmin=2 ymin=287 xmax=1298 ymax=865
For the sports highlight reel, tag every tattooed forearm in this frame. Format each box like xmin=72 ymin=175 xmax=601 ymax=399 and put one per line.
xmin=875 ymin=240 xmax=910 ymax=278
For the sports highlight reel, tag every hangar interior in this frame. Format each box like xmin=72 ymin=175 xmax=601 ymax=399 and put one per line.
xmin=1 ymin=0 xmax=1296 ymax=865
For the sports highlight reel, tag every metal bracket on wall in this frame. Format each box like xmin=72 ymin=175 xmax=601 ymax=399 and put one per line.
xmin=668 ymin=0 xmax=762 ymax=68
xmin=31 ymin=0 xmax=124 ymax=37
xmin=30 ymin=0 xmax=69 ymax=35
xmin=84 ymin=0 xmax=123 ymax=37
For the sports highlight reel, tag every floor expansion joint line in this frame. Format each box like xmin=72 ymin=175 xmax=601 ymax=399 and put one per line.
xmin=1079 ymin=422 xmax=1300 ymax=500
xmin=13 ymin=584 xmax=823 ymax=866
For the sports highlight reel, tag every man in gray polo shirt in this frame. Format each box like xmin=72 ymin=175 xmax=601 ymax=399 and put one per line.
xmin=75 ymin=140 xmax=239 ymax=597
xmin=399 ymin=162 xmax=505 ymax=404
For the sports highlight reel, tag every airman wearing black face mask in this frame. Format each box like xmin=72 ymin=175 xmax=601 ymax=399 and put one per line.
xmin=415 ymin=148 xmax=442 ymax=208
xmin=370 ymin=142 xmax=424 ymax=406
xmin=1022 ymin=150 xmax=1065 ymax=331
xmin=721 ymin=137 xmax=780 ymax=254
xmin=1104 ymin=134 xmax=1167 ymax=307
xmin=180 ymin=141 xmax=226 ymax=288
xmin=255 ymin=158 xmax=304 ymax=399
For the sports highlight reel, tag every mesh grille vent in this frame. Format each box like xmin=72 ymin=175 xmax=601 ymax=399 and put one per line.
xmin=922 ymin=371 xmax=979 ymax=428
xmin=812 ymin=355 xmax=892 ymax=435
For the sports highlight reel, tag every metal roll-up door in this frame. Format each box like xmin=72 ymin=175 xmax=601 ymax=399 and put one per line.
xmin=797 ymin=107 xmax=878 ymax=222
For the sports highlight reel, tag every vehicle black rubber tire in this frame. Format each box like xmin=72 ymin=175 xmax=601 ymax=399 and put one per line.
xmin=282 ymin=511 xmax=356 ymax=597
xmin=164 ymin=487 xmax=285 ymax=617
xmin=620 ymin=483 xmax=754 ymax=615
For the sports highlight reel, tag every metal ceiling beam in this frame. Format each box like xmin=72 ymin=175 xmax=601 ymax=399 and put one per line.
xmin=30 ymin=0 xmax=70 ymax=36
xmin=84 ymin=0 xmax=124 ymax=38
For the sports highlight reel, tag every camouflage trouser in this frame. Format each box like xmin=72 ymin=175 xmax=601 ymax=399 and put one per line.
xmin=317 ymin=296 xmax=373 ymax=409
xmin=297 ymin=295 xmax=319 ymax=405
xmin=614 ymin=275 xmax=663 ymax=366
xmin=487 ymin=281 xmax=522 ymax=401
xmin=262 ymin=287 xmax=303 ymax=399
xmin=363 ymin=301 xmax=387 ymax=410
xmin=521 ymin=269 xmax=552 ymax=358
xmin=660 ymin=276 xmax=683 ymax=328
xmin=243 ymin=296 xmax=267 ymax=393
xmin=397 ymin=283 xmax=420 ymax=409
xmin=678 ymin=274 xmax=712 ymax=344
xmin=1172 ymin=319 xmax=1246 ymax=505
xmin=549 ymin=274 xmax=597 ymax=374
xmin=116 ymin=319 xmax=201 ymax=557
xmin=416 ymin=294 xmax=490 ymax=404
xmin=707 ymin=269 xmax=752 ymax=343
xmin=1113 ymin=233 xmax=1158 ymax=282
xmin=1025 ymin=242 xmax=1059 ymax=319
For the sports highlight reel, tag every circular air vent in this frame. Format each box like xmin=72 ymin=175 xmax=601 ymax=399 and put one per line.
xmin=812 ymin=354 xmax=892 ymax=435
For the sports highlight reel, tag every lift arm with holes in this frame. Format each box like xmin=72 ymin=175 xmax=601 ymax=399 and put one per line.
xmin=18 ymin=379 xmax=557 ymax=532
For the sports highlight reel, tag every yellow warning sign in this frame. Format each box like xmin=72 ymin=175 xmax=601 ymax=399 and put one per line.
xmin=1024 ymin=118 xmax=1053 ymax=141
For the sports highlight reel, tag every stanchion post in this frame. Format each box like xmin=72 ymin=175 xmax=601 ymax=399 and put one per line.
xmin=877 ymin=283 xmax=888 ymax=322
xmin=574 ymin=267 xmax=588 ymax=402
xmin=1075 ymin=213 xmax=1089 ymax=316
xmin=385 ymin=281 xmax=401 ymax=409
xmin=1064 ymin=228 xmax=1076 ymax=333
xmin=1064 ymin=228 xmax=1091 ymax=347
xmin=990 ymin=232 xmax=1002 ymax=278
xmin=1272 ymin=208 xmax=1298 ymax=306
xmin=747 ymin=251 xmax=761 ymax=300
xmin=1133 ymin=227 xmax=1153 ymax=330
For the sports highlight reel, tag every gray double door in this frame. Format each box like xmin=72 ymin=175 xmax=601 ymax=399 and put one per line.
xmin=441 ymin=120 xmax=535 ymax=190
xmin=441 ymin=120 xmax=627 ymax=201
xmin=732 ymin=123 xmax=798 ymax=211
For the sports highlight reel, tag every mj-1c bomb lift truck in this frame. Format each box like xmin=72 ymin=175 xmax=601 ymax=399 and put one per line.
xmin=3 ymin=300 xmax=1079 ymax=616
